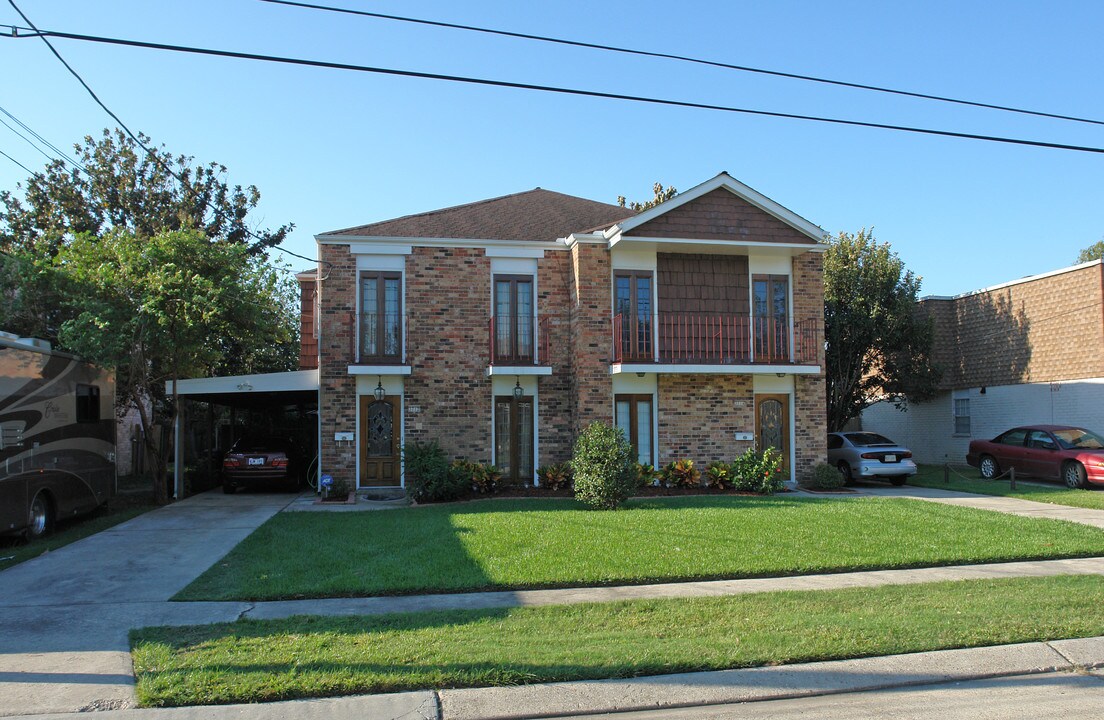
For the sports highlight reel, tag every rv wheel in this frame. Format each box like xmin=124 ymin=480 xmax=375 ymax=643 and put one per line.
xmin=27 ymin=492 xmax=53 ymax=539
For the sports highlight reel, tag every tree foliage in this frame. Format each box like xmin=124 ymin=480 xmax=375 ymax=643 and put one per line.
xmin=52 ymin=229 xmax=297 ymax=503
xmin=617 ymin=182 xmax=678 ymax=211
xmin=0 ymin=128 xmax=293 ymax=345
xmin=825 ymin=229 xmax=940 ymax=432
xmin=1076 ymin=239 xmax=1104 ymax=264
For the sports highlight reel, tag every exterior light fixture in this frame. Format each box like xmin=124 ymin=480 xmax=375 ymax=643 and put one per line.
xmin=513 ymin=377 xmax=524 ymax=399
xmin=776 ymin=373 xmax=786 ymax=378
xmin=236 ymin=382 xmax=253 ymax=392
xmin=374 ymin=376 xmax=385 ymax=401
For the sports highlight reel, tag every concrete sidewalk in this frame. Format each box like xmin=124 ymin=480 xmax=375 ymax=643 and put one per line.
xmin=7 ymin=636 xmax=1103 ymax=720
xmin=851 ymin=484 xmax=1104 ymax=529
xmin=0 ymin=491 xmax=295 ymax=717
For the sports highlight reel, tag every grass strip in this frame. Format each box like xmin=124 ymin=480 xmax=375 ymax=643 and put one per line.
xmin=909 ymin=465 xmax=1104 ymax=510
xmin=135 ymin=573 xmax=1104 ymax=707
xmin=0 ymin=504 xmax=155 ymax=572
xmin=176 ymin=495 xmax=1104 ymax=601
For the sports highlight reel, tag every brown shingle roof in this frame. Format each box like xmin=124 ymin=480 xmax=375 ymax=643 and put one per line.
xmin=320 ymin=188 xmax=635 ymax=242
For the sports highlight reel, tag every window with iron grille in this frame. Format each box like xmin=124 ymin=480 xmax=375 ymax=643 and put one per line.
xmin=953 ymin=398 xmax=970 ymax=435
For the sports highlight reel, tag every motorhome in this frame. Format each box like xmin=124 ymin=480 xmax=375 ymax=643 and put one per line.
xmin=0 ymin=332 xmax=116 ymax=538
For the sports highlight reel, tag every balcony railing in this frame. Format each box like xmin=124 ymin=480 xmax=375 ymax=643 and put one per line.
xmin=489 ymin=315 xmax=551 ymax=366
xmin=356 ymin=311 xmax=403 ymax=364
xmin=613 ymin=313 xmax=820 ymax=365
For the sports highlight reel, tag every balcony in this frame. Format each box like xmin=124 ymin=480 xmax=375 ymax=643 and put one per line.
xmin=612 ymin=313 xmax=820 ymax=370
xmin=488 ymin=315 xmax=552 ymax=374
xmin=345 ymin=311 xmax=411 ymax=376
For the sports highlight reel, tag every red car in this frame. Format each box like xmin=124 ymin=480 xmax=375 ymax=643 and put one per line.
xmin=966 ymin=425 xmax=1104 ymax=488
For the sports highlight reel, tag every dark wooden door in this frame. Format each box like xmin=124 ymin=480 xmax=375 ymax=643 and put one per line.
xmin=755 ymin=394 xmax=789 ymax=475
xmin=495 ymin=396 xmax=534 ymax=484
xmin=359 ymin=395 xmax=400 ymax=486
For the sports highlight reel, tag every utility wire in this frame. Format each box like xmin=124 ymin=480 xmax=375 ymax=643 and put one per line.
xmin=0 ymin=113 xmax=57 ymax=165
xmin=8 ymin=25 xmax=1104 ymax=155
xmin=4 ymin=1 xmax=319 ymax=267
xmin=0 ymin=103 xmax=87 ymax=172
xmin=0 ymin=147 xmax=33 ymax=173
xmin=261 ymin=0 xmax=1104 ymax=128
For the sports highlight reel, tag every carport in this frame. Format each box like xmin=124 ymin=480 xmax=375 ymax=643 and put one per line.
xmin=166 ymin=369 xmax=319 ymax=498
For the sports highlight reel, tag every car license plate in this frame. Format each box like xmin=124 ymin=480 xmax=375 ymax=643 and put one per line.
xmin=248 ymin=457 xmax=264 ymax=466
xmin=884 ymin=454 xmax=897 ymax=462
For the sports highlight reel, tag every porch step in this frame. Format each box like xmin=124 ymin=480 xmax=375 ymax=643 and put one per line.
xmin=357 ymin=489 xmax=409 ymax=505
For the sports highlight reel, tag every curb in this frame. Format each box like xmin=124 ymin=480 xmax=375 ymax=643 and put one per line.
xmin=438 ymin=637 xmax=1104 ymax=720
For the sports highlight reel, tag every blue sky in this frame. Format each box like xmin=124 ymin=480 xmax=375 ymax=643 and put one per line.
xmin=1 ymin=0 xmax=1101 ymax=296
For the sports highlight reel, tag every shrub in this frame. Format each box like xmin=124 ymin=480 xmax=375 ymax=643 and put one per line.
xmin=633 ymin=462 xmax=658 ymax=488
xmin=704 ymin=460 xmax=734 ymax=490
xmin=571 ymin=421 xmax=637 ymax=510
xmin=810 ymin=461 xmax=846 ymax=490
xmin=451 ymin=460 xmax=501 ymax=495
xmin=732 ymin=447 xmax=786 ymax=494
xmin=327 ymin=476 xmax=352 ymax=499
xmin=537 ymin=462 xmax=573 ymax=490
xmin=404 ymin=441 xmax=468 ymax=503
xmin=660 ymin=458 xmax=701 ymax=488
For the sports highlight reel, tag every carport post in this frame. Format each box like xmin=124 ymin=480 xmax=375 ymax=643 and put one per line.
xmin=173 ymin=409 xmax=183 ymax=500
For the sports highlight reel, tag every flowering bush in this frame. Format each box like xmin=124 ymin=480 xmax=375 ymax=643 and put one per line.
xmin=704 ymin=460 xmax=734 ymax=490
xmin=731 ymin=447 xmax=786 ymax=494
xmin=660 ymin=458 xmax=701 ymax=488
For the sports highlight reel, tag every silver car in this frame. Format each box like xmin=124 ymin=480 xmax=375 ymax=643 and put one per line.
xmin=827 ymin=432 xmax=917 ymax=485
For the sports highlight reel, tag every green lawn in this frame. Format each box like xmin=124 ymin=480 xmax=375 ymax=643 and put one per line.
xmin=909 ymin=464 xmax=1104 ymax=510
xmin=176 ymin=495 xmax=1104 ymax=601
xmin=135 ymin=574 xmax=1104 ymax=707
xmin=0 ymin=504 xmax=155 ymax=572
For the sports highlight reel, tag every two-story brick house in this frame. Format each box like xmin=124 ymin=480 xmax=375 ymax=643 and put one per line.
xmin=863 ymin=259 xmax=1104 ymax=463
xmin=302 ymin=172 xmax=828 ymax=489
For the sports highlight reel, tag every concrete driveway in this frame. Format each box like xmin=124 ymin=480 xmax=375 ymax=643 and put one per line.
xmin=0 ymin=490 xmax=296 ymax=716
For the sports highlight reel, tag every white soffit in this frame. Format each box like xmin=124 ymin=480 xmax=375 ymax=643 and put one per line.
xmin=168 ymin=369 xmax=319 ymax=395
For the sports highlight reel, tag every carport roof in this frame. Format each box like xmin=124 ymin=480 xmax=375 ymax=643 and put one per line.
xmin=166 ymin=369 xmax=318 ymax=407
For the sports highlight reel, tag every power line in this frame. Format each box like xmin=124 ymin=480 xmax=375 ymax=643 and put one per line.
xmin=0 ymin=147 xmax=33 ymax=173
xmin=0 ymin=103 xmax=87 ymax=172
xmin=4 ymin=1 xmax=317 ymax=267
xmin=0 ymin=113 xmax=57 ymax=165
xmin=8 ymin=26 xmax=1104 ymax=155
xmin=261 ymin=0 xmax=1104 ymax=129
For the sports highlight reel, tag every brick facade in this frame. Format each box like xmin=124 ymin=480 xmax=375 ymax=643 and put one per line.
xmin=404 ymin=247 xmax=492 ymax=463
xmin=569 ymin=242 xmax=613 ymax=432
xmin=794 ymin=374 xmax=827 ymax=481
xmin=317 ymin=243 xmax=358 ymax=485
xmin=657 ymin=374 xmax=754 ymax=465
xmin=922 ymin=262 xmax=1104 ymax=390
xmin=536 ymin=250 xmax=575 ymax=465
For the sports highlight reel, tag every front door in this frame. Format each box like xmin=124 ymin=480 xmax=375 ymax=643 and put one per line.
xmin=754 ymin=394 xmax=790 ymax=477
xmin=359 ymin=395 xmax=400 ymax=486
xmin=495 ymin=396 xmax=534 ymax=484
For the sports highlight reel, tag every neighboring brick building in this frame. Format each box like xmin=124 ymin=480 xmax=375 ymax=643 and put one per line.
xmin=863 ymin=259 xmax=1104 ymax=463
xmin=304 ymin=172 xmax=828 ymax=487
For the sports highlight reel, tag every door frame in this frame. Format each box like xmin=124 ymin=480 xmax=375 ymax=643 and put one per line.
xmin=754 ymin=393 xmax=791 ymax=478
xmin=358 ymin=394 xmax=402 ymax=488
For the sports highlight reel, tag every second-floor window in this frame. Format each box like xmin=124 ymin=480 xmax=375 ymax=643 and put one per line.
xmin=494 ymin=275 xmax=534 ymax=363
xmin=615 ymin=271 xmax=653 ymax=361
xmin=360 ymin=271 xmax=402 ymax=361
xmin=753 ymin=274 xmax=789 ymax=362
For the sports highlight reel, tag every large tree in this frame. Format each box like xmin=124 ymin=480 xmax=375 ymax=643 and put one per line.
xmin=825 ymin=229 xmax=941 ymax=431
xmin=52 ymin=229 xmax=297 ymax=504
xmin=0 ymin=128 xmax=293 ymax=347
